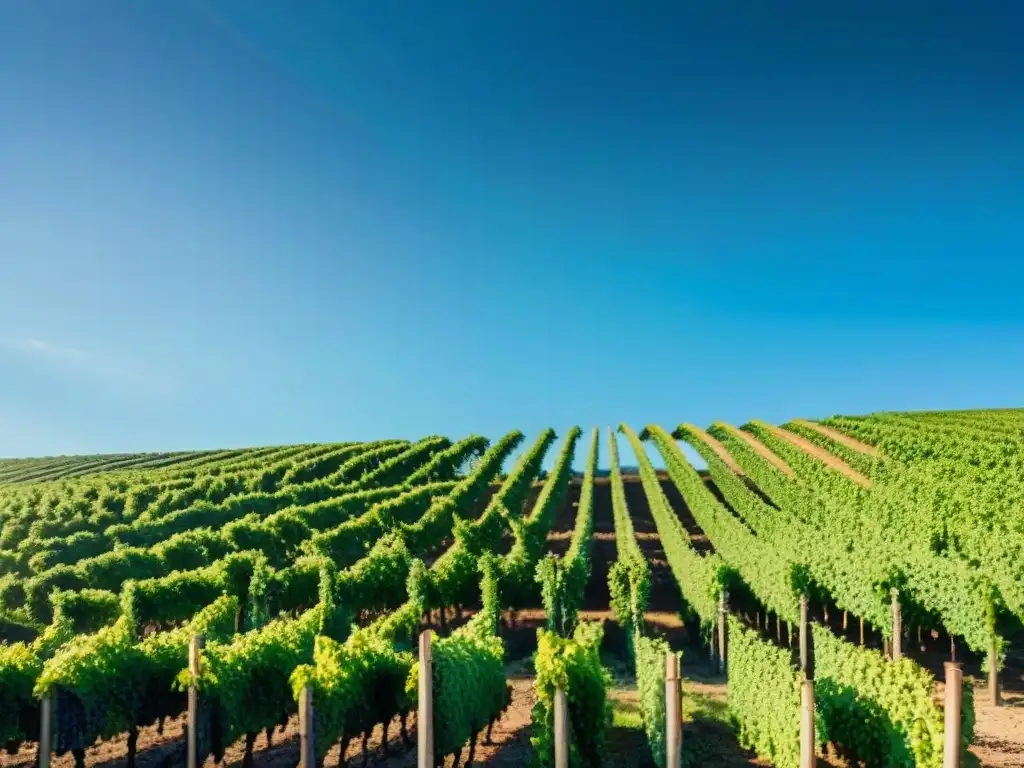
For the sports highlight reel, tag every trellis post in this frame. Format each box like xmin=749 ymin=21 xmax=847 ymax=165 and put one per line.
xmin=891 ymin=588 xmax=902 ymax=662
xmin=299 ymin=685 xmax=315 ymax=768
xmin=717 ymin=590 xmax=728 ymax=674
xmin=665 ymin=652 xmax=682 ymax=768
xmin=800 ymin=679 xmax=815 ymax=768
xmin=554 ymin=688 xmax=569 ymax=768
xmin=38 ymin=694 xmax=56 ymax=768
xmin=187 ymin=635 xmax=205 ymax=768
xmin=799 ymin=594 xmax=809 ymax=674
xmin=943 ymin=662 xmax=962 ymax=768
xmin=988 ymin=635 xmax=1001 ymax=706
xmin=418 ymin=630 xmax=434 ymax=768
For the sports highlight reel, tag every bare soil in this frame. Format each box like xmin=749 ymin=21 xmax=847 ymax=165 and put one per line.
xmin=928 ymin=678 xmax=1024 ymax=768
xmin=761 ymin=423 xmax=871 ymax=488
xmin=647 ymin=479 xmax=715 ymax=558
xmin=813 ymin=607 xmax=1024 ymax=767
xmin=679 ymin=425 xmax=746 ymax=476
xmin=582 ymin=478 xmax=615 ymax=611
xmin=790 ymin=420 xmax=880 ymax=458
xmin=8 ymin=474 xmax=1023 ymax=767
xmin=714 ymin=423 xmax=795 ymax=477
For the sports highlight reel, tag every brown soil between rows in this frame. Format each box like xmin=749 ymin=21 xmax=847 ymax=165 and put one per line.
xmin=3 ymin=475 xmax=739 ymax=768
xmin=12 ymin=470 xmax=1022 ymax=767
xmin=678 ymin=424 xmax=746 ymax=476
xmin=714 ymin=422 xmax=795 ymax=477
xmin=544 ymin=481 xmax=580 ymax=559
xmin=937 ymin=681 xmax=1024 ymax=768
xmin=582 ymin=477 xmax=615 ymax=613
xmin=790 ymin=420 xmax=880 ymax=458
xmin=584 ymin=477 xmax=693 ymax=644
xmin=760 ymin=422 xmax=871 ymax=488
xmin=627 ymin=478 xmax=700 ymax=615
xmin=800 ymin=604 xmax=1024 ymax=767
xmin=3 ymin=677 xmax=538 ymax=768
xmin=651 ymin=478 xmax=716 ymax=558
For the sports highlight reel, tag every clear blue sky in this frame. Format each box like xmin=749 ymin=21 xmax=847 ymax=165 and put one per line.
xmin=1 ymin=1 xmax=1022 ymax=459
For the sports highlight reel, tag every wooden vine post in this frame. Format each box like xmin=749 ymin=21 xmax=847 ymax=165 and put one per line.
xmin=665 ymin=652 xmax=682 ymax=768
xmin=38 ymin=694 xmax=56 ymax=768
xmin=554 ymin=688 xmax=569 ymax=768
xmin=943 ymin=661 xmax=963 ymax=768
xmin=800 ymin=678 xmax=815 ymax=768
xmin=989 ymin=634 xmax=1001 ymax=706
xmin=799 ymin=594 xmax=809 ymax=674
xmin=299 ymin=684 xmax=315 ymax=768
xmin=891 ymin=588 xmax=902 ymax=662
xmin=187 ymin=635 xmax=205 ymax=768
xmin=717 ymin=590 xmax=728 ymax=674
xmin=418 ymin=630 xmax=434 ymax=768
xmin=795 ymin=582 xmax=815 ymax=766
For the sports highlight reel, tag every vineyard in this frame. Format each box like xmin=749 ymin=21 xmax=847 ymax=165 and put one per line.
xmin=0 ymin=411 xmax=1022 ymax=767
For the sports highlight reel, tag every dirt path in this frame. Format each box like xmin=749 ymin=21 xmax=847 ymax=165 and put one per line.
xmin=790 ymin=419 xmax=880 ymax=457
xmin=377 ymin=661 xmax=539 ymax=768
xmin=583 ymin=478 xmax=615 ymax=613
xmin=628 ymin=477 xmax=700 ymax=620
xmin=544 ymin=480 xmax=580 ymax=556
xmin=714 ymin=422 xmax=795 ymax=477
xmin=655 ymin=478 xmax=715 ymax=556
xmin=935 ymin=680 xmax=1024 ymax=768
xmin=755 ymin=421 xmax=871 ymax=488
xmin=596 ymin=472 xmax=718 ymax=646
xmin=678 ymin=424 xmax=746 ymax=476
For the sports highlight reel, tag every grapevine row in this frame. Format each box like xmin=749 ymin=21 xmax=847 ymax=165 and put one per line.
xmin=658 ymin=423 xmax=975 ymax=767
xmin=536 ymin=426 xmax=598 ymax=636
xmin=618 ymin=424 xmax=724 ymax=626
xmin=606 ymin=429 xmax=675 ymax=768
xmin=19 ymin=433 xmax=523 ymax=763
xmin=743 ymin=420 xmax=998 ymax=653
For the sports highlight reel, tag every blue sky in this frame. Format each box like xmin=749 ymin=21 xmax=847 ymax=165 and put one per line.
xmin=1 ymin=1 xmax=1022 ymax=461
